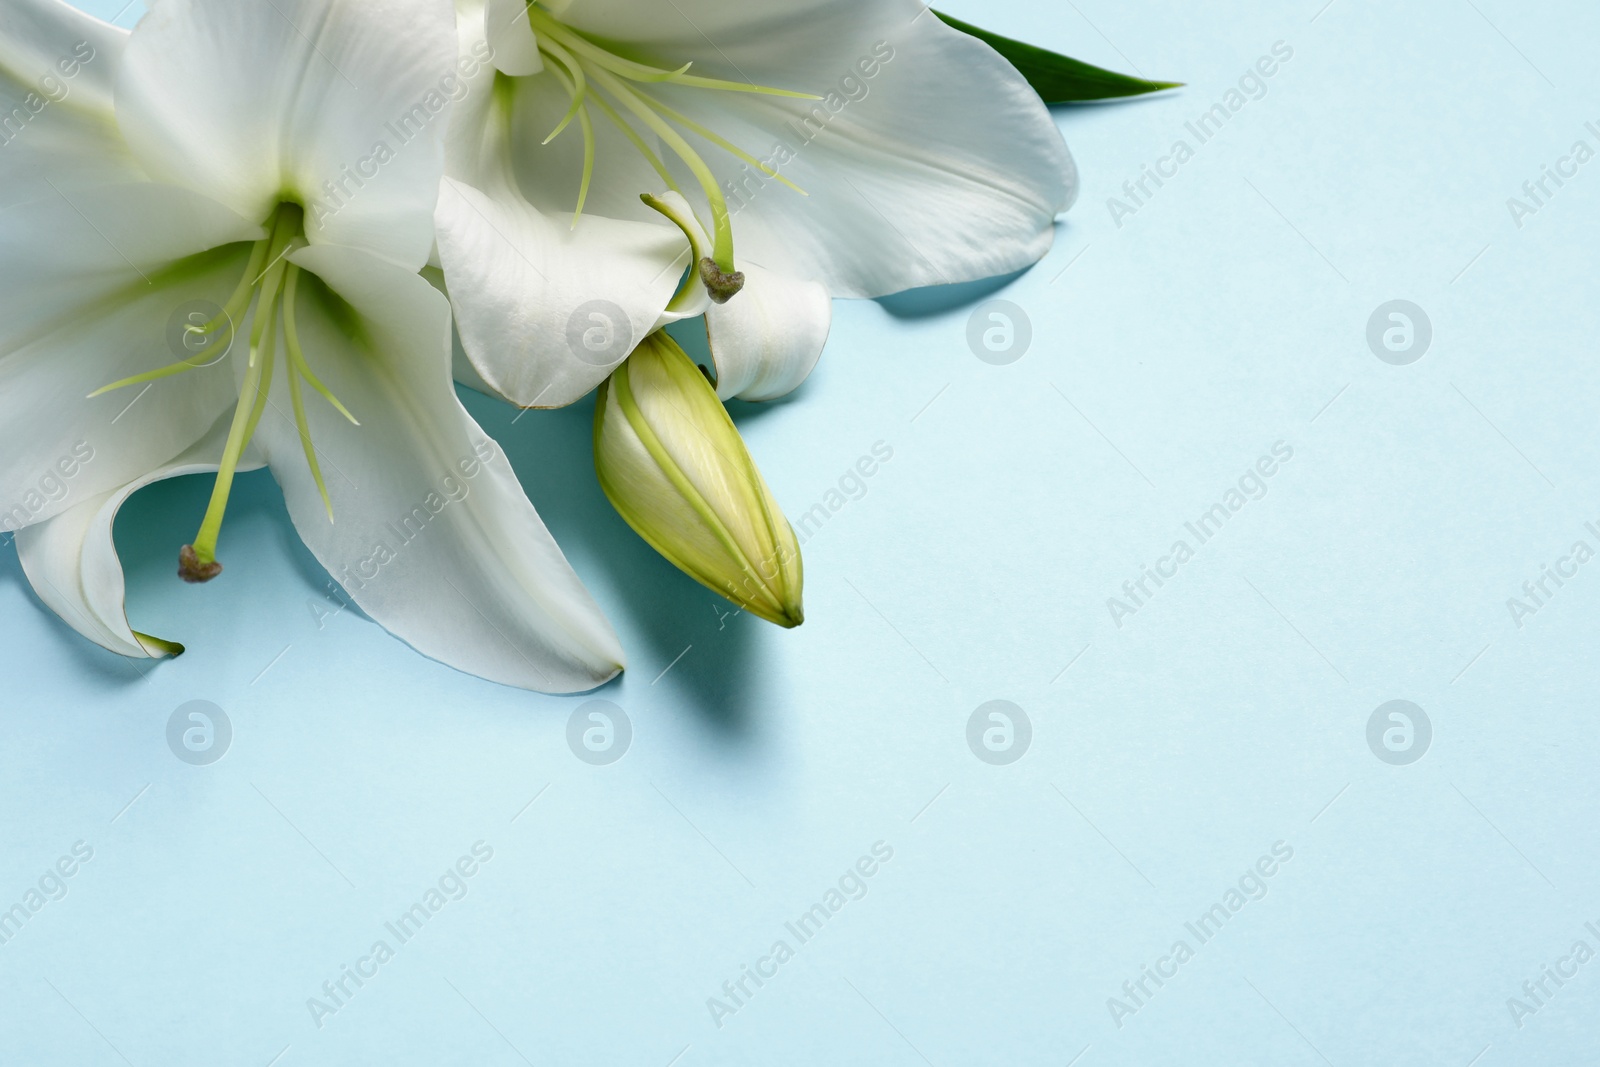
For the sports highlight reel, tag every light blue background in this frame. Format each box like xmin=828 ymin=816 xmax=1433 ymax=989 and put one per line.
xmin=7 ymin=0 xmax=1600 ymax=1063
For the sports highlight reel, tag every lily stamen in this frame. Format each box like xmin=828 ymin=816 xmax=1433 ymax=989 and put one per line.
xmin=178 ymin=202 xmax=361 ymax=579
xmin=538 ymin=37 xmax=588 ymax=146
xmin=179 ymin=247 xmax=285 ymax=581
xmin=516 ymin=1 xmax=818 ymax=300
xmin=584 ymin=87 xmax=683 ymax=197
xmin=282 ymin=265 xmax=343 ymax=521
xmin=85 ymin=239 xmax=274 ymax=398
xmin=525 ymin=7 xmax=809 ymax=99
xmin=79 ymin=201 xmax=358 ymax=583
xmin=584 ymin=63 xmax=742 ymax=288
xmin=647 ymin=96 xmax=806 ymax=196
xmin=537 ymin=40 xmax=597 ymax=226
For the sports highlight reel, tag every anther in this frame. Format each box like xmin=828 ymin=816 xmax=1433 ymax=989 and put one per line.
xmin=178 ymin=545 xmax=223 ymax=583
xmin=698 ymin=258 xmax=745 ymax=303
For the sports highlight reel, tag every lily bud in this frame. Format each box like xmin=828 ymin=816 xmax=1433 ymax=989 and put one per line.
xmin=594 ymin=332 xmax=804 ymax=627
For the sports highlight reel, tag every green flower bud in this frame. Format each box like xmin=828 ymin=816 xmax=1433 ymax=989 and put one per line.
xmin=594 ymin=331 xmax=804 ymax=627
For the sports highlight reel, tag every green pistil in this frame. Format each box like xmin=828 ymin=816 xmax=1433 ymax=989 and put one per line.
xmin=648 ymin=96 xmax=806 ymax=197
xmin=165 ymin=202 xmax=356 ymax=583
xmin=86 ymin=201 xmax=354 ymax=584
xmin=180 ymin=247 xmax=286 ymax=582
xmin=697 ymin=259 xmax=745 ymax=304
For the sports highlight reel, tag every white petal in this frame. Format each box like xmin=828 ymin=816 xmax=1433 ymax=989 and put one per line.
xmin=636 ymin=190 xmax=710 ymax=330
xmin=435 ymin=177 xmax=686 ymax=408
xmin=258 ymin=243 xmax=624 ymax=692
xmin=0 ymin=0 xmax=121 ymax=113
xmin=545 ymin=0 xmax=1077 ymax=296
xmin=15 ymin=413 xmax=262 ymax=659
xmin=442 ymin=0 xmax=515 ymax=190
xmin=0 ymin=184 xmax=260 ymax=528
xmin=633 ymin=194 xmax=827 ymax=401
xmin=705 ymin=261 xmax=831 ymax=402
xmin=438 ymin=8 xmax=684 ymax=407
xmin=0 ymin=0 xmax=142 ymax=208
xmin=483 ymin=0 xmax=542 ymax=76
xmin=559 ymin=0 xmax=839 ymax=43
xmin=114 ymin=0 xmax=458 ymax=269
xmin=503 ymin=68 xmax=679 ymax=223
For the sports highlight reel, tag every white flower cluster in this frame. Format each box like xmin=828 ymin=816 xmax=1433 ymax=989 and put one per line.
xmin=0 ymin=0 xmax=1075 ymax=690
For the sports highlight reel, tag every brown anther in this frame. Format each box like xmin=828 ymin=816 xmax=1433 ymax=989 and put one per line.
xmin=698 ymin=257 xmax=745 ymax=304
xmin=178 ymin=544 xmax=223 ymax=583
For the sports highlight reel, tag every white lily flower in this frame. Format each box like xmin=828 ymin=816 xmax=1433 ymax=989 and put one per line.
xmin=437 ymin=0 xmax=1076 ymax=407
xmin=1 ymin=0 xmax=624 ymax=693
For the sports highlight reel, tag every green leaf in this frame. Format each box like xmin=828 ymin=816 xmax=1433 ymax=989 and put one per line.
xmin=934 ymin=11 xmax=1181 ymax=103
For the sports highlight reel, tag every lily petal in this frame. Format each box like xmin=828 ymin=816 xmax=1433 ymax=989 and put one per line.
xmin=503 ymin=60 xmax=687 ymax=224
xmin=435 ymin=177 xmax=687 ymax=409
xmin=15 ymin=413 xmax=263 ymax=659
xmin=0 ymin=0 xmax=141 ymax=208
xmin=557 ymin=0 xmax=842 ymax=42
xmin=0 ymin=183 xmax=262 ymax=528
xmin=483 ymin=0 xmax=542 ymax=76
xmin=704 ymin=261 xmax=831 ymax=402
xmin=550 ymin=0 xmax=1077 ymax=297
xmin=257 ymin=242 xmax=624 ymax=692
xmin=114 ymin=0 xmax=458 ymax=269
xmin=441 ymin=0 xmax=517 ymax=191
xmin=437 ymin=7 xmax=686 ymax=408
xmin=642 ymin=193 xmax=828 ymax=402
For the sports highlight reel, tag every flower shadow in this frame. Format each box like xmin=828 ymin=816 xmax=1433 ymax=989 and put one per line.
xmin=875 ymin=267 xmax=1030 ymax=320
xmin=0 ymin=538 xmax=156 ymax=688
xmin=461 ymin=386 xmax=768 ymax=736
xmin=661 ymin=319 xmax=812 ymax=429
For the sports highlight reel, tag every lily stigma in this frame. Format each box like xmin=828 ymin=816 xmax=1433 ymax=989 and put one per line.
xmin=88 ymin=202 xmax=357 ymax=583
xmin=502 ymin=0 xmax=818 ymax=302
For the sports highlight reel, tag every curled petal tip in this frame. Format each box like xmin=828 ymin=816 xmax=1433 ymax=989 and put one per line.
xmin=133 ymin=631 xmax=186 ymax=658
xmin=178 ymin=545 xmax=223 ymax=584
